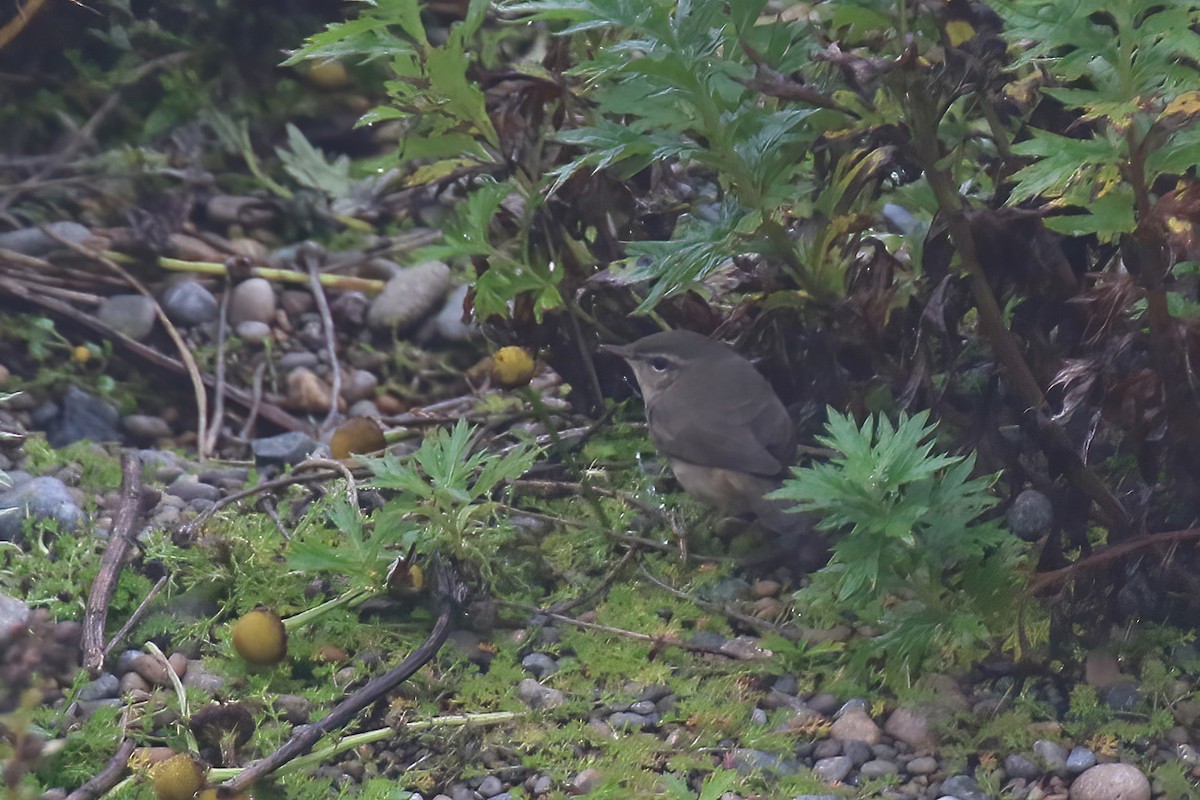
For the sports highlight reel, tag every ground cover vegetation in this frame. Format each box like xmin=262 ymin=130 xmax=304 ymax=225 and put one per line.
xmin=2 ymin=0 xmax=1200 ymax=797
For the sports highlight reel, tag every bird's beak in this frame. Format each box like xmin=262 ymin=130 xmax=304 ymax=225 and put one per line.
xmin=598 ymin=342 xmax=636 ymax=360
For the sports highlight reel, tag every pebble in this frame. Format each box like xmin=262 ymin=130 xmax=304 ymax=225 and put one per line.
xmin=860 ymin=759 xmax=900 ymax=778
xmin=0 ymin=476 xmax=85 ymax=542
xmin=1034 ymin=739 xmax=1069 ymax=774
xmin=43 ymin=385 xmax=120 ymax=447
xmin=476 ymin=775 xmax=503 ymax=797
xmin=521 ymin=653 xmax=558 ymax=679
xmin=813 ymin=756 xmax=853 ymax=783
xmin=830 ymin=706 xmax=882 ymax=744
xmin=138 ymin=450 xmax=185 ymax=483
xmin=571 ymin=768 xmax=602 ymax=794
xmin=1006 ymin=754 xmax=1040 ymax=780
xmin=78 ymin=673 xmax=119 ymax=701
xmin=808 ymin=693 xmax=841 ymax=715
xmin=940 ymin=774 xmax=989 ymax=800
xmin=235 ymin=320 xmax=272 ymax=345
xmin=1066 ymin=747 xmax=1096 ymax=775
xmin=251 ymin=431 xmax=318 ymax=466
xmin=530 ymin=774 xmax=551 ymax=794
xmin=906 ymin=756 xmax=939 ymax=775
xmin=287 ymin=367 xmax=334 ymax=412
xmin=98 ymin=294 xmax=157 ymax=340
xmin=608 ymin=711 xmax=654 ymax=730
xmin=366 ymin=260 xmax=452 ymax=330
xmin=844 ymin=739 xmax=872 ymax=765
xmin=729 ymin=748 xmax=799 ymax=777
xmin=229 ymin=277 xmax=276 ymax=325
xmin=340 ymin=369 xmax=378 ymax=403
xmin=122 ymin=414 xmax=172 ymax=440
xmin=331 ymin=291 xmax=370 ymax=326
xmin=1008 ymin=489 xmax=1054 ymax=540
xmin=278 ymin=351 xmax=321 ymax=370
xmin=886 ymin=707 xmax=933 ymax=749
xmin=161 ymin=280 xmax=218 ymax=325
xmin=165 ymin=477 xmax=221 ymax=503
xmin=0 ymin=221 xmax=91 ymax=256
xmin=0 ymin=593 xmax=31 ymax=645
xmin=517 ymin=678 xmax=564 ymax=710
xmin=1068 ymin=763 xmax=1150 ymax=800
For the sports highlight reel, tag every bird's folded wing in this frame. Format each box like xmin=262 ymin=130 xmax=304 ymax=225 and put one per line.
xmin=649 ymin=390 xmax=790 ymax=477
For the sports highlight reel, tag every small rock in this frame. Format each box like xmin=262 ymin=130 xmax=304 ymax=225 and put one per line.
xmin=340 ymin=369 xmax=378 ymax=403
xmin=44 ymin=385 xmax=120 ymax=447
xmin=906 ymin=756 xmax=939 ymax=775
xmin=166 ymin=477 xmax=221 ymax=503
xmin=860 ymin=759 xmax=899 ymax=779
xmin=161 ymin=280 xmax=218 ymax=325
xmin=1104 ymin=683 xmax=1141 ymax=712
xmin=831 ymin=706 xmax=882 ymax=744
xmin=78 ymin=673 xmax=119 ymax=701
xmin=521 ymin=653 xmax=558 ymax=679
xmin=608 ymin=711 xmax=653 ymax=730
xmin=752 ymin=579 xmax=781 ymax=597
xmin=813 ymin=740 xmax=842 ymax=759
xmin=287 ymin=367 xmax=334 ymax=412
xmin=98 ymin=294 xmax=157 ymax=341
xmin=844 ymin=739 xmax=872 ymax=766
xmin=0 ymin=476 xmax=85 ymax=542
xmin=477 ymin=775 xmax=503 ymax=797
xmin=729 ymin=748 xmax=799 ymax=777
xmin=813 ymin=756 xmax=853 ymax=783
xmin=808 ymin=693 xmax=841 ymax=715
xmin=1008 ymin=489 xmax=1054 ymax=540
xmin=279 ymin=351 xmax=321 ymax=370
xmin=1033 ymin=740 xmax=1068 ymax=774
xmin=0 ymin=593 xmax=31 ymax=645
xmin=1068 ymin=764 xmax=1150 ymax=800
xmin=280 ymin=289 xmax=314 ymax=317
xmin=235 ymin=320 xmax=272 ymax=345
xmin=571 ymin=768 xmax=602 ymax=794
xmin=1066 ymin=747 xmax=1096 ymax=775
xmin=1006 ymin=754 xmax=1041 ymax=780
xmin=0 ymin=221 xmax=91 ymax=256
xmin=273 ymin=694 xmax=312 ymax=724
xmin=886 ymin=707 xmax=933 ymax=749
xmin=531 ymin=774 xmax=552 ymax=794
xmin=122 ymin=415 xmax=172 ymax=441
xmin=940 ymin=774 xmax=989 ymax=800
xmin=229 ymin=278 xmax=276 ymax=325
xmin=331 ymin=291 xmax=370 ymax=327
xmin=251 ymin=432 xmax=318 ymax=466
xmin=517 ymin=678 xmax=564 ymax=710
xmin=366 ymin=260 xmax=452 ymax=330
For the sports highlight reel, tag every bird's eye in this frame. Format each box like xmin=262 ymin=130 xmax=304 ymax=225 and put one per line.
xmin=648 ymin=357 xmax=671 ymax=372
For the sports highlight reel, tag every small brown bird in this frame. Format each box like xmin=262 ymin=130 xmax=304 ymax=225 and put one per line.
xmin=601 ymin=329 xmax=806 ymax=537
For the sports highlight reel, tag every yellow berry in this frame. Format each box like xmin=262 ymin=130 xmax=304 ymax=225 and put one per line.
xmin=490 ymin=346 xmax=535 ymax=389
xmin=151 ymin=753 xmax=205 ymax=800
xmin=231 ymin=608 xmax=288 ymax=666
xmin=72 ymin=345 xmax=91 ymax=364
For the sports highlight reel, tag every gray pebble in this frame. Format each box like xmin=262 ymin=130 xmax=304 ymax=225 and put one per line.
xmin=340 ymin=369 xmax=378 ymax=403
xmin=859 ymin=759 xmax=900 ymax=778
xmin=906 ymin=756 xmax=939 ymax=775
xmin=844 ymin=739 xmax=872 ymax=765
xmin=521 ymin=653 xmax=558 ymax=679
xmin=0 ymin=593 xmax=31 ymax=646
xmin=1067 ymin=747 xmax=1097 ymax=775
xmin=161 ymin=280 xmax=218 ymax=325
xmin=123 ymin=414 xmax=172 ymax=440
xmin=1008 ymin=489 xmax=1054 ymax=540
xmin=813 ymin=756 xmax=853 ymax=783
xmin=78 ymin=673 xmax=120 ymax=701
xmin=807 ymin=693 xmax=841 ymax=715
xmin=608 ymin=711 xmax=653 ymax=730
xmin=517 ymin=678 xmax=564 ymax=710
xmin=251 ymin=431 xmax=319 ymax=466
xmin=44 ymin=385 xmax=120 ymax=446
xmin=1033 ymin=739 xmax=1068 ymax=773
xmin=531 ymin=774 xmax=552 ymax=794
xmin=813 ymin=739 xmax=842 ymax=759
xmin=235 ymin=320 xmax=272 ymax=345
xmin=730 ymin=748 xmax=799 ymax=777
xmin=630 ymin=700 xmax=656 ymax=715
xmin=348 ymin=399 xmax=382 ymax=419
xmin=476 ymin=776 xmax=503 ymax=797
xmin=940 ymin=775 xmax=988 ymax=800
xmin=166 ymin=477 xmax=221 ymax=503
xmin=0 ymin=476 xmax=85 ymax=542
xmin=98 ymin=294 xmax=157 ymax=341
xmin=1004 ymin=754 xmax=1040 ymax=780
xmin=0 ymin=221 xmax=90 ymax=256
xmin=278 ymin=351 xmax=321 ymax=370
xmin=229 ymin=278 xmax=276 ymax=325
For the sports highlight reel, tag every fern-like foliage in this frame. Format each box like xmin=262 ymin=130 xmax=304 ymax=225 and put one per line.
xmin=771 ymin=409 xmax=1026 ymax=687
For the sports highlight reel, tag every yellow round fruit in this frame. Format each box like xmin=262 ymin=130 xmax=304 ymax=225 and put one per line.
xmin=490 ymin=346 xmax=535 ymax=389
xmin=72 ymin=345 xmax=91 ymax=364
xmin=151 ymin=753 xmax=205 ymax=800
xmin=230 ymin=608 xmax=288 ymax=666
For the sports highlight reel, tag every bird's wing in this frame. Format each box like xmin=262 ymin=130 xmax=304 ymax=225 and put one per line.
xmin=649 ymin=364 xmax=794 ymax=476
